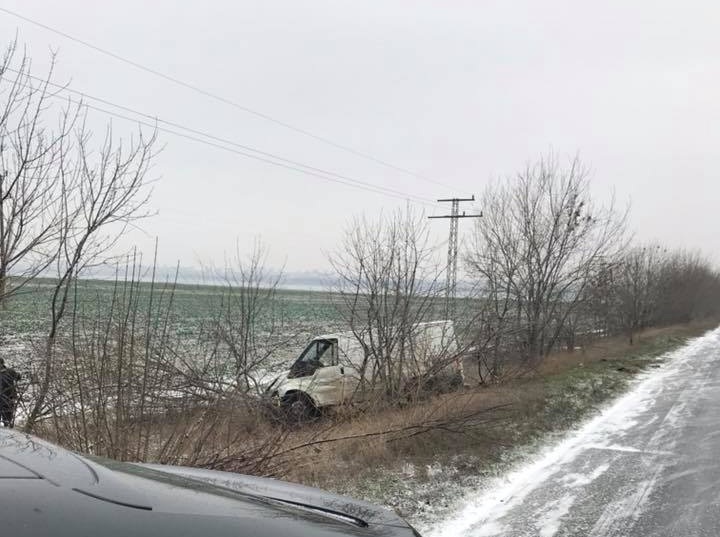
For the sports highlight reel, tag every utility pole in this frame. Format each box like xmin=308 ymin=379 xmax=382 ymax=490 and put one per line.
xmin=429 ymin=196 xmax=482 ymax=318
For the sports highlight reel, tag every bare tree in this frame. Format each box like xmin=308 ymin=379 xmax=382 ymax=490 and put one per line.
xmin=653 ymin=250 xmax=720 ymax=326
xmin=182 ymin=240 xmax=291 ymax=395
xmin=24 ymin=118 xmax=157 ymax=430
xmin=467 ymin=154 xmax=627 ymax=369
xmin=31 ymin=250 xmax=299 ymax=475
xmin=606 ymin=244 xmax=667 ymax=343
xmin=330 ymin=207 xmax=457 ymax=401
xmin=0 ymin=39 xmax=160 ymax=430
xmin=0 ymin=40 xmax=79 ymax=303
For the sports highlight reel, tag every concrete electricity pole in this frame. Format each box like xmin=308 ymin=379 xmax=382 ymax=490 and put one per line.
xmin=429 ymin=196 xmax=482 ymax=318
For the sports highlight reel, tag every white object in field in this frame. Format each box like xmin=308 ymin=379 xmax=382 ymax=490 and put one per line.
xmin=270 ymin=320 xmax=461 ymax=409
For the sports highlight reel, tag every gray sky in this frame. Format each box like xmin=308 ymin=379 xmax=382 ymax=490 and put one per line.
xmin=1 ymin=0 xmax=718 ymax=272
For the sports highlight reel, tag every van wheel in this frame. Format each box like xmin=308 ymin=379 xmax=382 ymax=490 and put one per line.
xmin=282 ymin=393 xmax=319 ymax=424
xmin=449 ymin=371 xmax=464 ymax=389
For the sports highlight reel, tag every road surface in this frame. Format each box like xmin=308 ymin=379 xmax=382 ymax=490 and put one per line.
xmin=428 ymin=327 xmax=720 ymax=537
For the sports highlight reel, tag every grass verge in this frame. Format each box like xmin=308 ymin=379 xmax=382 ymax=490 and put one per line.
xmin=290 ymin=320 xmax=717 ymax=527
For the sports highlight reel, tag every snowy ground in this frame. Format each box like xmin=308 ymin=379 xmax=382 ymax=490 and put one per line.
xmin=423 ymin=327 xmax=720 ymax=537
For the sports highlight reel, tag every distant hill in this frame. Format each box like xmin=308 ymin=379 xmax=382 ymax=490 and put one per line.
xmin=70 ymin=264 xmax=336 ymax=291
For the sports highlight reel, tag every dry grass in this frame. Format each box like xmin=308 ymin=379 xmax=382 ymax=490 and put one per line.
xmin=279 ymin=388 xmax=514 ymax=483
xmin=537 ymin=319 xmax=717 ymax=376
xmin=278 ymin=320 xmax=717 ymax=488
xmin=37 ymin=319 xmax=717 ymax=500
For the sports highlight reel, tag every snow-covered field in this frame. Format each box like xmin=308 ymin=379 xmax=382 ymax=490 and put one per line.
xmin=0 ymin=279 xmax=343 ymax=366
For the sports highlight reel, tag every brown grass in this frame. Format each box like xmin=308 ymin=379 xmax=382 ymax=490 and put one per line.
xmin=278 ymin=319 xmax=718 ymax=487
xmin=538 ymin=319 xmax=717 ymax=376
xmin=278 ymin=387 xmax=514 ymax=482
xmin=39 ymin=319 xmax=717 ymax=497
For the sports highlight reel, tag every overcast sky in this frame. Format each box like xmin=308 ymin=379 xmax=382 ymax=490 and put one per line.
xmin=1 ymin=1 xmax=718 ymax=273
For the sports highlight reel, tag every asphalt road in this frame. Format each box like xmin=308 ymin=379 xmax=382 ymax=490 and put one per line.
xmin=429 ymin=327 xmax=720 ymax=537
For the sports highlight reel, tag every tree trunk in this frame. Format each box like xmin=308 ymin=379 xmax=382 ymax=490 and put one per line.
xmin=0 ymin=272 xmax=6 ymax=309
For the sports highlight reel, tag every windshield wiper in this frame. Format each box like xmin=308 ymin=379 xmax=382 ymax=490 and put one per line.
xmin=258 ymin=495 xmax=369 ymax=528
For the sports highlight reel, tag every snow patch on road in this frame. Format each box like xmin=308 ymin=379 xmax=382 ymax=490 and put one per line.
xmin=560 ymin=463 xmax=610 ymax=488
xmin=426 ymin=328 xmax=720 ymax=537
xmin=537 ymin=494 xmax=575 ymax=537
xmin=587 ymin=443 xmax=676 ymax=456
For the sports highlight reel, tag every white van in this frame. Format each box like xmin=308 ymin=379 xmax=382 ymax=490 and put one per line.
xmin=265 ymin=320 xmax=462 ymax=418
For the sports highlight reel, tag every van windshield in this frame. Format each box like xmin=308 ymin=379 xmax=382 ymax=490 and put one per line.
xmin=297 ymin=339 xmax=332 ymax=366
xmin=288 ymin=339 xmax=333 ymax=378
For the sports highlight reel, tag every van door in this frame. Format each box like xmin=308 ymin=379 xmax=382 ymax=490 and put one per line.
xmin=303 ymin=339 xmax=344 ymax=407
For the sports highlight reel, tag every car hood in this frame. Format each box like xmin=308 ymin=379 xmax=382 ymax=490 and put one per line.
xmin=0 ymin=429 xmax=418 ymax=537
xmin=141 ymin=463 xmax=412 ymax=529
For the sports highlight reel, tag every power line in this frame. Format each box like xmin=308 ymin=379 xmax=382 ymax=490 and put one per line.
xmin=0 ymin=74 xmax=434 ymax=207
xmin=18 ymin=70 xmax=434 ymax=204
xmin=0 ymin=6 xmax=463 ymax=194
xmin=78 ymin=102 xmax=434 ymax=206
